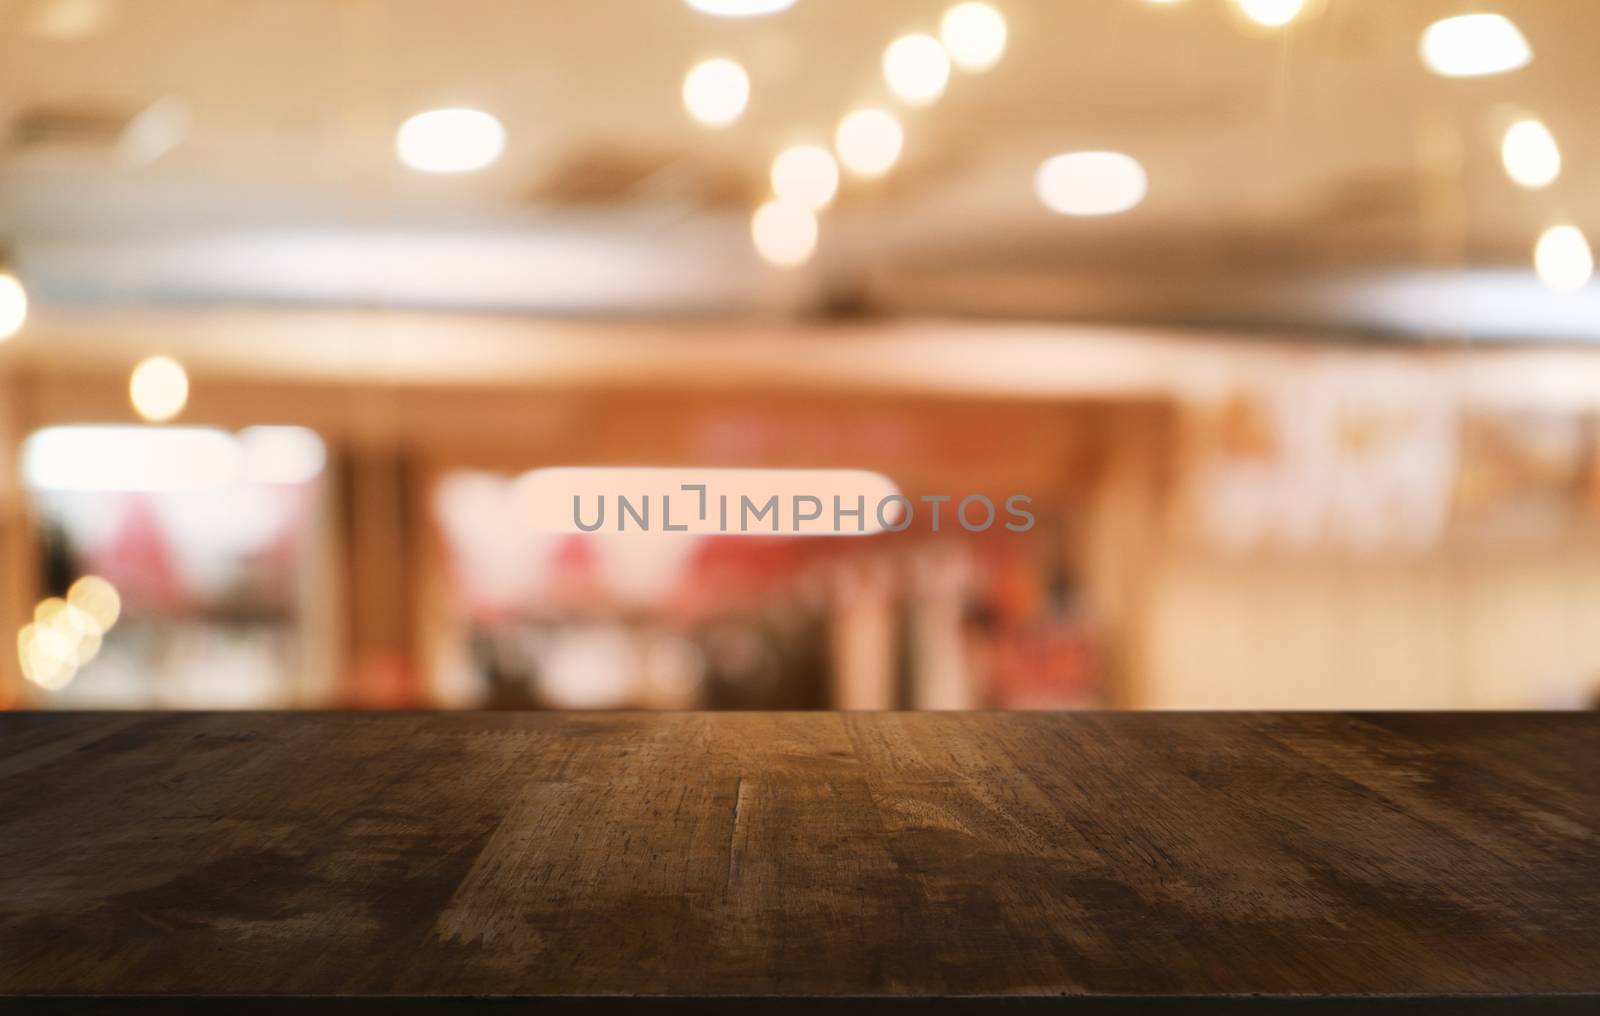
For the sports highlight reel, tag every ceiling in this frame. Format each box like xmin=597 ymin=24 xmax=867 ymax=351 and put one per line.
xmin=1 ymin=0 xmax=1597 ymax=338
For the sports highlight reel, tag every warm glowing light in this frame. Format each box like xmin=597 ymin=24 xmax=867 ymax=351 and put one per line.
xmin=1501 ymin=119 xmax=1559 ymax=190
xmin=0 ymin=272 xmax=25 ymax=341
xmin=940 ymin=2 xmax=1007 ymax=72
xmin=239 ymin=426 xmax=328 ymax=485
xmin=395 ymin=108 xmax=505 ymax=173
xmin=68 ymin=576 xmax=121 ymax=632
xmin=35 ymin=598 xmax=101 ymax=667
xmin=1535 ymin=226 xmax=1593 ymax=293
xmin=682 ymin=58 xmax=749 ymax=127
xmin=1236 ymin=0 xmax=1303 ymax=27
xmin=770 ymin=144 xmax=839 ymax=211
xmin=1420 ymin=14 xmax=1530 ymax=77
xmin=682 ymin=0 xmax=795 ymax=15
xmin=18 ymin=623 xmax=75 ymax=691
xmin=129 ymin=355 xmax=189 ymax=423
xmin=751 ymin=199 xmax=818 ymax=268
xmin=1035 ymin=151 xmax=1147 ymax=216
xmin=22 ymin=426 xmax=241 ymax=492
xmin=835 ymin=108 xmax=903 ymax=178
xmin=883 ymin=34 xmax=950 ymax=106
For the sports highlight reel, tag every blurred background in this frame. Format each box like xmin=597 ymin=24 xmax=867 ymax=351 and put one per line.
xmin=2 ymin=0 xmax=1599 ymax=712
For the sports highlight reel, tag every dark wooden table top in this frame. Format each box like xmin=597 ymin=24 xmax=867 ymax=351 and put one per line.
xmin=0 ymin=711 xmax=1597 ymax=1013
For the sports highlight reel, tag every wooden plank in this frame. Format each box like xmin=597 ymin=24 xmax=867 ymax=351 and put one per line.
xmin=0 ymin=711 xmax=1595 ymax=1011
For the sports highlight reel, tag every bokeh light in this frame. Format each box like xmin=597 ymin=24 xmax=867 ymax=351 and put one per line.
xmin=1535 ymin=226 xmax=1593 ymax=293
xmin=682 ymin=58 xmax=750 ymax=127
xmin=1035 ymin=151 xmax=1148 ymax=216
xmin=835 ymin=108 xmax=904 ymax=178
xmin=129 ymin=355 xmax=190 ymax=422
xmin=682 ymin=0 xmax=795 ymax=15
xmin=751 ymin=199 xmax=819 ymax=268
xmin=68 ymin=576 xmax=122 ymax=632
xmin=1420 ymin=14 xmax=1531 ymax=78
xmin=1236 ymin=0 xmax=1303 ymax=28
xmin=395 ymin=108 xmax=505 ymax=173
xmin=883 ymin=34 xmax=951 ymax=106
xmin=770 ymin=144 xmax=840 ymax=211
xmin=940 ymin=2 xmax=1007 ymax=72
xmin=0 ymin=272 xmax=26 ymax=341
xmin=18 ymin=623 xmax=75 ymax=691
xmin=1501 ymin=119 xmax=1560 ymax=190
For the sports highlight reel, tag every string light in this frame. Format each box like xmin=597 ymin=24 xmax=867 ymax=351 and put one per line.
xmin=682 ymin=58 xmax=750 ymax=127
xmin=771 ymin=145 xmax=840 ymax=211
xmin=883 ymin=34 xmax=950 ymax=106
xmin=835 ymin=109 xmax=904 ymax=178
xmin=751 ymin=199 xmax=818 ymax=268
xmin=940 ymin=3 xmax=1007 ymax=72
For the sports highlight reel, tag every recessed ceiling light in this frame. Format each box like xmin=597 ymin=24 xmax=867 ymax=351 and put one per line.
xmin=1420 ymin=14 xmax=1531 ymax=78
xmin=682 ymin=58 xmax=750 ymax=127
xmin=1035 ymin=151 xmax=1147 ymax=216
xmin=770 ymin=145 xmax=839 ymax=211
xmin=751 ymin=199 xmax=818 ymax=268
xmin=883 ymin=34 xmax=950 ymax=106
xmin=835 ymin=109 xmax=904 ymax=178
xmin=1501 ymin=119 xmax=1559 ymax=190
xmin=129 ymin=356 xmax=190 ymax=423
xmin=1535 ymin=226 xmax=1593 ymax=293
xmin=395 ymin=108 xmax=506 ymax=174
xmin=940 ymin=3 xmax=1007 ymax=72
xmin=1236 ymin=0 xmax=1303 ymax=27
xmin=0 ymin=272 xmax=27 ymax=342
xmin=682 ymin=0 xmax=795 ymax=16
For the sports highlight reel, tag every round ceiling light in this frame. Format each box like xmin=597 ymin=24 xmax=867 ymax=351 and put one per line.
xmin=1035 ymin=151 xmax=1148 ymax=216
xmin=395 ymin=108 xmax=506 ymax=174
xmin=129 ymin=356 xmax=190 ymax=423
xmin=1420 ymin=14 xmax=1531 ymax=77
xmin=1236 ymin=0 xmax=1304 ymax=28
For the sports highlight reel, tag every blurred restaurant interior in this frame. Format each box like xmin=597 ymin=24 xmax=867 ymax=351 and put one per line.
xmin=2 ymin=0 xmax=1599 ymax=714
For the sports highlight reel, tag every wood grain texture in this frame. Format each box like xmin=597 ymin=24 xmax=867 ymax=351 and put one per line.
xmin=0 ymin=711 xmax=1596 ymax=1009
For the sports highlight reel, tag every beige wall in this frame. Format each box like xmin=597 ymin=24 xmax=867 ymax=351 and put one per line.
xmin=1145 ymin=545 xmax=1600 ymax=709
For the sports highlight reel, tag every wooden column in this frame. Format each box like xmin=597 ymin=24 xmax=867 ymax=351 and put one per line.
xmin=0 ymin=366 xmax=38 ymax=707
xmin=337 ymin=389 xmax=417 ymax=706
